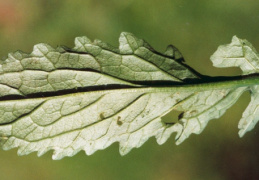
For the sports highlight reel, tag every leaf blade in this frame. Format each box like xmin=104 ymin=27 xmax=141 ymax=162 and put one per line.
xmin=238 ymin=85 xmax=259 ymax=137
xmin=211 ymin=36 xmax=259 ymax=136
xmin=0 ymin=33 xmax=259 ymax=159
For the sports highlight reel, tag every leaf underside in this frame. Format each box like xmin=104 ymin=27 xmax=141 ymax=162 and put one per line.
xmin=0 ymin=33 xmax=258 ymax=160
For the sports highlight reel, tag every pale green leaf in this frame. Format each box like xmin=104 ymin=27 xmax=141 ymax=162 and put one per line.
xmin=238 ymin=85 xmax=259 ymax=137
xmin=211 ymin=36 xmax=259 ymax=74
xmin=211 ymin=36 xmax=259 ymax=137
xmin=0 ymin=33 xmax=258 ymax=159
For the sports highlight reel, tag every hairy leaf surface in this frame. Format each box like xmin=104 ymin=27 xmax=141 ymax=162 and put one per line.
xmin=0 ymin=33 xmax=258 ymax=159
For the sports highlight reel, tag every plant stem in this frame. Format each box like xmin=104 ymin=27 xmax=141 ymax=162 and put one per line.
xmin=72 ymin=74 xmax=259 ymax=95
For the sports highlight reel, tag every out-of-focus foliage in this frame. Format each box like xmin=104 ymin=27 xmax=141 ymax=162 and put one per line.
xmin=0 ymin=0 xmax=259 ymax=179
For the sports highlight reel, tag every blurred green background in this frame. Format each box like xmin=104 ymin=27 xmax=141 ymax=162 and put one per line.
xmin=0 ymin=0 xmax=259 ymax=179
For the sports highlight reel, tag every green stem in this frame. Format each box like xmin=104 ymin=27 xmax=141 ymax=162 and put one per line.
xmin=3 ymin=74 xmax=259 ymax=101
xmin=111 ymin=74 xmax=259 ymax=93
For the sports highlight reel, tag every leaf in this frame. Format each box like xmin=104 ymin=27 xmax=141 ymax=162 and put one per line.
xmin=0 ymin=33 xmax=258 ymax=160
xmin=211 ymin=36 xmax=259 ymax=74
xmin=211 ymin=36 xmax=259 ymax=137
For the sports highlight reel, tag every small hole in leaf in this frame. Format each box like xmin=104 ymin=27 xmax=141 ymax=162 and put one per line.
xmin=161 ymin=109 xmax=184 ymax=125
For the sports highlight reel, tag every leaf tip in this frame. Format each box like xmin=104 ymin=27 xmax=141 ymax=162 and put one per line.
xmin=119 ymin=146 xmax=131 ymax=156
xmin=119 ymin=32 xmax=134 ymax=54
xmin=164 ymin=45 xmax=184 ymax=60
xmin=119 ymin=32 xmax=143 ymax=54
xmin=238 ymin=130 xmax=245 ymax=138
xmin=74 ymin=36 xmax=92 ymax=51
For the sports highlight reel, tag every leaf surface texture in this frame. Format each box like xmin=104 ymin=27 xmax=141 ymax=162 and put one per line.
xmin=0 ymin=33 xmax=258 ymax=159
